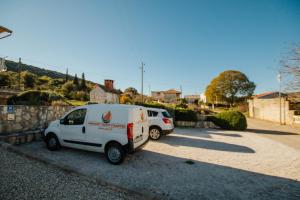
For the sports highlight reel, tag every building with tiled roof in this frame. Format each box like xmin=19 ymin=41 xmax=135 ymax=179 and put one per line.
xmin=90 ymin=80 xmax=122 ymax=104
xmin=151 ymin=89 xmax=181 ymax=103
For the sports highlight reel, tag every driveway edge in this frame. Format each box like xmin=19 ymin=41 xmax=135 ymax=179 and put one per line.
xmin=0 ymin=141 xmax=158 ymax=200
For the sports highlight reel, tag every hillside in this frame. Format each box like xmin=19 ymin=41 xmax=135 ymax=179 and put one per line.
xmin=1 ymin=59 xmax=123 ymax=105
xmin=0 ymin=59 xmax=94 ymax=104
xmin=5 ymin=60 xmax=71 ymax=79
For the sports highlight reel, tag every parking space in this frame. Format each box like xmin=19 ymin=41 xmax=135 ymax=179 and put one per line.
xmin=12 ymin=128 xmax=300 ymax=200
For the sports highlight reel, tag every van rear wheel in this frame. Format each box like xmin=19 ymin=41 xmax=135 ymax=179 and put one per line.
xmin=149 ymin=127 xmax=161 ymax=140
xmin=105 ymin=142 xmax=125 ymax=165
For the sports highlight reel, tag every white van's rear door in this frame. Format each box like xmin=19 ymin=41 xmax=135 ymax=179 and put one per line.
xmin=132 ymin=107 xmax=149 ymax=149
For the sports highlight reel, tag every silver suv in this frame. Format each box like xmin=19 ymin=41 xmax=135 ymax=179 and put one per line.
xmin=147 ymin=108 xmax=174 ymax=140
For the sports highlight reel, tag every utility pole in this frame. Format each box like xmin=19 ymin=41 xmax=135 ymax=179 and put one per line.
xmin=18 ymin=57 xmax=21 ymax=90
xmin=140 ymin=62 xmax=145 ymax=103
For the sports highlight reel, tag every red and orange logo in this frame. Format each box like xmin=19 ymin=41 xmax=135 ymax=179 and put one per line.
xmin=140 ymin=111 xmax=144 ymax=121
xmin=102 ymin=111 xmax=112 ymax=123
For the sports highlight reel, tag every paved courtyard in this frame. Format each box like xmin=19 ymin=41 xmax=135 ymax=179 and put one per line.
xmin=2 ymin=125 xmax=299 ymax=200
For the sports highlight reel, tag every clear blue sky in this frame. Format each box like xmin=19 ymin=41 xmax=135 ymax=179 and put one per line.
xmin=1 ymin=0 xmax=300 ymax=95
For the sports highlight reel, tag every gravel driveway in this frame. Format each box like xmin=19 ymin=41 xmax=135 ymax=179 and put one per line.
xmin=3 ymin=128 xmax=300 ymax=200
xmin=0 ymin=148 xmax=141 ymax=200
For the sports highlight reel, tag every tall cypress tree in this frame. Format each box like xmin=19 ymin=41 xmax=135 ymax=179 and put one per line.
xmin=65 ymin=68 xmax=69 ymax=82
xmin=73 ymin=73 xmax=79 ymax=87
xmin=80 ymin=72 xmax=87 ymax=90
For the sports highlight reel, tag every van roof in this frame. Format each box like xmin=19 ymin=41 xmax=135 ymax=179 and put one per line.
xmin=146 ymin=107 xmax=166 ymax=112
xmin=77 ymin=104 xmax=145 ymax=110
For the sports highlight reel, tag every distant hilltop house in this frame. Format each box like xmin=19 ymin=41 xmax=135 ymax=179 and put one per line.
xmin=90 ymin=80 xmax=122 ymax=104
xmin=184 ymin=95 xmax=200 ymax=104
xmin=151 ymin=89 xmax=181 ymax=103
xmin=248 ymin=91 xmax=300 ymax=125
xmin=184 ymin=94 xmax=207 ymax=106
xmin=0 ymin=57 xmax=7 ymax=72
xmin=200 ymin=93 xmax=207 ymax=103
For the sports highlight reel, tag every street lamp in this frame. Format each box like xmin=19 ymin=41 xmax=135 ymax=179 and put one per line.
xmin=0 ymin=26 xmax=12 ymax=39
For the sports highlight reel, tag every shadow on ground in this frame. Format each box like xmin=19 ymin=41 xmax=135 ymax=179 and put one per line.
xmin=246 ymin=128 xmax=300 ymax=136
xmin=177 ymin=128 xmax=243 ymax=139
xmin=12 ymin=141 xmax=300 ymax=200
xmin=158 ymin=135 xmax=255 ymax=153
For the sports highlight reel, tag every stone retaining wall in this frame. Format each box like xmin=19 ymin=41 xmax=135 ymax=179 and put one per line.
xmin=175 ymin=120 xmax=219 ymax=128
xmin=0 ymin=105 xmax=73 ymax=134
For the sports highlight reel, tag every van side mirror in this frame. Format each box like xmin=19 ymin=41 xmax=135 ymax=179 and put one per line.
xmin=60 ymin=118 xmax=65 ymax=124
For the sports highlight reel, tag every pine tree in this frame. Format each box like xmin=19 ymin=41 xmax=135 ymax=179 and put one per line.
xmin=73 ymin=73 xmax=79 ymax=87
xmin=65 ymin=68 xmax=69 ymax=82
xmin=80 ymin=72 xmax=87 ymax=90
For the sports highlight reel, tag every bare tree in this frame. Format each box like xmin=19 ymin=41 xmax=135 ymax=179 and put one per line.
xmin=281 ymin=46 xmax=300 ymax=92
xmin=280 ymin=46 xmax=300 ymax=103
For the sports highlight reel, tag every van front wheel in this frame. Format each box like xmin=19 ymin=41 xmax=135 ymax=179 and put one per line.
xmin=46 ymin=134 xmax=61 ymax=151
xmin=105 ymin=142 xmax=125 ymax=165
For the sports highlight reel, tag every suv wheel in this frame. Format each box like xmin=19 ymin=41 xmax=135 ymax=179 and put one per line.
xmin=105 ymin=142 xmax=125 ymax=165
xmin=149 ymin=127 xmax=161 ymax=140
xmin=46 ymin=134 xmax=61 ymax=151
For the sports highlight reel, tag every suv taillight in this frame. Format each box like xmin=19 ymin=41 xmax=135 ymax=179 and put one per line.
xmin=162 ymin=118 xmax=171 ymax=124
xmin=127 ymin=123 xmax=133 ymax=141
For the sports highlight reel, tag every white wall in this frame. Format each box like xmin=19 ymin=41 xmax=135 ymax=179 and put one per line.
xmin=248 ymin=97 xmax=295 ymax=125
xmin=90 ymin=86 xmax=119 ymax=104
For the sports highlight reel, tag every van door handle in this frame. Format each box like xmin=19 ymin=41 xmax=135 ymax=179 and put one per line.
xmin=82 ymin=126 xmax=86 ymax=133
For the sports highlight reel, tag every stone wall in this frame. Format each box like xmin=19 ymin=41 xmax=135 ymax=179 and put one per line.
xmin=175 ymin=121 xmax=219 ymax=128
xmin=248 ymin=98 xmax=296 ymax=125
xmin=0 ymin=105 xmax=73 ymax=134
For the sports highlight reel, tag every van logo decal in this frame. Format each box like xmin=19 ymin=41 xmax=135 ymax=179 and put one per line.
xmin=141 ymin=111 xmax=144 ymax=121
xmin=102 ymin=111 xmax=112 ymax=123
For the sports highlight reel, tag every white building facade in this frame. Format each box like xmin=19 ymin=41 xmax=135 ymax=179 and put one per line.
xmin=90 ymin=80 xmax=120 ymax=104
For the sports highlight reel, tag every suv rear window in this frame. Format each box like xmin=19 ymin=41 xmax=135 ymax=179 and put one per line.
xmin=162 ymin=111 xmax=171 ymax=118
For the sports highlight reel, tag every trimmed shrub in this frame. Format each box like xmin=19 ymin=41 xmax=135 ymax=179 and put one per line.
xmin=212 ymin=111 xmax=247 ymax=131
xmin=174 ymin=108 xmax=198 ymax=122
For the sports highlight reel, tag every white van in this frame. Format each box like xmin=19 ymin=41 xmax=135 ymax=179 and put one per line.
xmin=44 ymin=104 xmax=149 ymax=164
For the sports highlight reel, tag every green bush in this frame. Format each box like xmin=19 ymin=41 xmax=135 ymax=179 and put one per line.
xmin=137 ymin=102 xmax=198 ymax=122
xmin=212 ymin=111 xmax=247 ymax=131
xmin=174 ymin=108 xmax=197 ymax=122
xmin=7 ymin=90 xmax=67 ymax=105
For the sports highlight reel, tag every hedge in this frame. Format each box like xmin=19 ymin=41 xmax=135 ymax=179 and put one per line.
xmin=174 ymin=108 xmax=198 ymax=122
xmin=211 ymin=111 xmax=247 ymax=131
xmin=137 ymin=102 xmax=198 ymax=122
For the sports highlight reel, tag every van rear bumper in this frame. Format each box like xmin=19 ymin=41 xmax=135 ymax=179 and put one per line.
xmin=124 ymin=138 xmax=149 ymax=154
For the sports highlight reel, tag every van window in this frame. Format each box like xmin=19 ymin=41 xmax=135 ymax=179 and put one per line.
xmin=162 ymin=111 xmax=171 ymax=118
xmin=65 ymin=109 xmax=87 ymax=125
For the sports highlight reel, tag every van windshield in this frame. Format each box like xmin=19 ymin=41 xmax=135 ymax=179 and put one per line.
xmin=162 ymin=111 xmax=172 ymax=118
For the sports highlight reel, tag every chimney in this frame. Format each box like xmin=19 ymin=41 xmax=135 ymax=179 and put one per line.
xmin=104 ymin=80 xmax=114 ymax=91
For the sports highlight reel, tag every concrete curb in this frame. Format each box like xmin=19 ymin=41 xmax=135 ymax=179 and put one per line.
xmin=0 ymin=141 xmax=159 ymax=200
